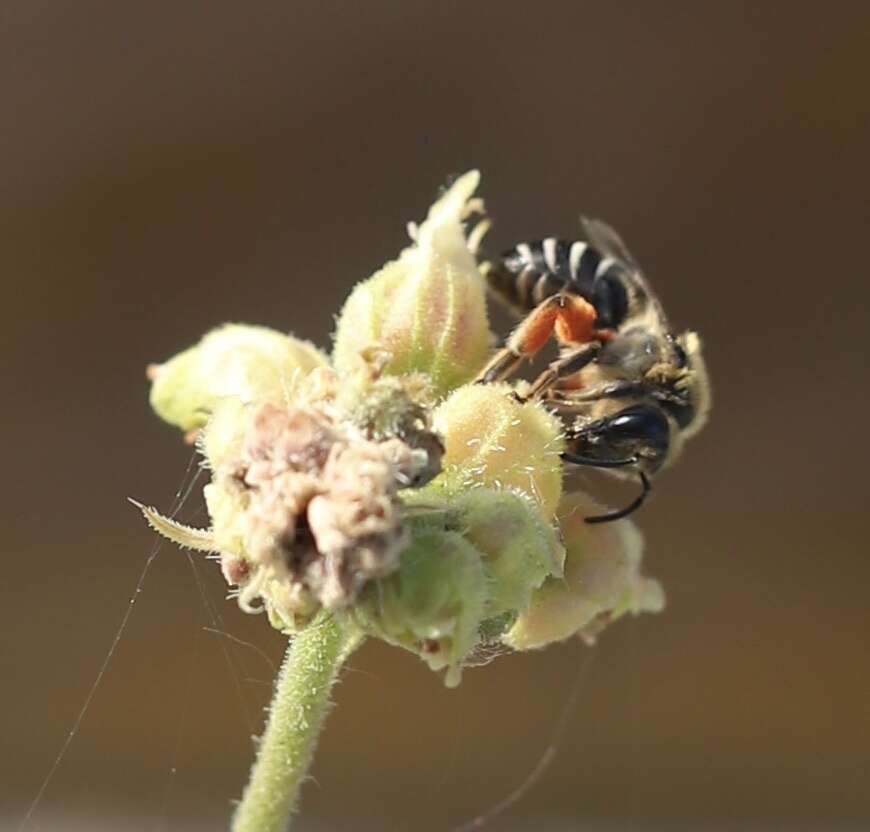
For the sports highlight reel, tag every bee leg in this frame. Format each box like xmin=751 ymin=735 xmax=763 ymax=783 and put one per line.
xmin=523 ymin=341 xmax=601 ymax=400
xmin=474 ymin=348 xmax=526 ymax=385
xmin=553 ymin=294 xmax=601 ymax=344
xmin=553 ymin=379 xmax=645 ymax=401
xmin=561 ymin=451 xmax=638 ymax=468
xmin=585 ymin=473 xmax=651 ymax=524
xmin=475 ymin=296 xmax=562 ymax=383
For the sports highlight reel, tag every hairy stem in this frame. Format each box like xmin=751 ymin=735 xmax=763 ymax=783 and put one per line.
xmin=232 ymin=613 xmax=362 ymax=832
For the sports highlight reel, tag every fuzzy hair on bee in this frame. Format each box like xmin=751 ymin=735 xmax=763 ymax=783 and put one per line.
xmin=476 ymin=217 xmax=711 ymax=523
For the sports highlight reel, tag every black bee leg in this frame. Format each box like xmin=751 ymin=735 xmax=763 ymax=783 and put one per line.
xmin=561 ymin=451 xmax=638 ymax=468
xmin=475 ymin=348 xmax=526 ymax=384
xmin=585 ymin=472 xmax=651 ymax=524
xmin=557 ymin=379 xmax=645 ymax=402
xmin=524 ymin=341 xmax=601 ymax=400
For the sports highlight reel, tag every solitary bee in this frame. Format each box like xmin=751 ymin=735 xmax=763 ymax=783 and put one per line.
xmin=478 ymin=218 xmax=711 ymax=522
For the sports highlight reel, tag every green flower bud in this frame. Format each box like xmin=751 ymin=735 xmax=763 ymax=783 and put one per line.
xmin=429 ymin=383 xmax=565 ymax=518
xmin=353 ymin=529 xmax=487 ymax=687
xmin=454 ymin=488 xmax=564 ymax=616
xmin=504 ymin=491 xmax=665 ymax=651
xmin=332 ymin=171 xmax=494 ymax=395
xmin=148 ymin=323 xmax=328 ymax=433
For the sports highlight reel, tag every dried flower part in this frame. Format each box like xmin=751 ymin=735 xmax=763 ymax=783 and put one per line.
xmin=353 ymin=529 xmax=488 ymax=688
xmin=204 ymin=400 xmax=437 ymax=614
xmin=504 ymin=491 xmax=665 ymax=651
xmin=332 ymin=171 xmax=494 ymax=395
xmin=429 ymin=383 xmax=565 ymax=518
xmin=292 ymin=364 xmax=444 ymax=488
xmin=149 ymin=324 xmax=328 ymax=433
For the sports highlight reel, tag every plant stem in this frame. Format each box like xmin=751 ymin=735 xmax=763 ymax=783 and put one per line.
xmin=232 ymin=613 xmax=362 ymax=832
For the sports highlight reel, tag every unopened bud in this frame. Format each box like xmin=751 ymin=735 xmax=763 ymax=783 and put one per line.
xmin=332 ymin=171 xmax=494 ymax=395
xmin=455 ymin=488 xmax=564 ymax=616
xmin=505 ymin=491 xmax=665 ymax=651
xmin=149 ymin=324 xmax=328 ymax=432
xmin=353 ymin=529 xmax=487 ymax=687
xmin=430 ymin=383 xmax=565 ymax=518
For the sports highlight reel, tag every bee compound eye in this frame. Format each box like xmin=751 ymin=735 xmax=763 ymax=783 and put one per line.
xmin=608 ymin=405 xmax=670 ymax=450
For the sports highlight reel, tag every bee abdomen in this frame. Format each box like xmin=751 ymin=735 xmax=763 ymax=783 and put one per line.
xmin=487 ymin=237 xmax=609 ymax=313
xmin=487 ymin=264 xmax=562 ymax=311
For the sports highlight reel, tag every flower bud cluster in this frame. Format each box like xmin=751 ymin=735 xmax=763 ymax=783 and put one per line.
xmin=142 ymin=171 xmax=666 ymax=687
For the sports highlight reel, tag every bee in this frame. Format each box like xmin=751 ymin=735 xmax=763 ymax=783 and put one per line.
xmin=477 ymin=218 xmax=711 ymax=523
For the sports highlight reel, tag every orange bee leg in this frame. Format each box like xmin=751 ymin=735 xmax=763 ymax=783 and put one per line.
xmin=475 ymin=296 xmax=561 ymax=384
xmin=553 ymin=294 xmax=599 ymax=345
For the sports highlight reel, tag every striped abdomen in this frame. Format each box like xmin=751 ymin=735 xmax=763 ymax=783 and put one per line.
xmin=486 ymin=237 xmax=631 ymax=330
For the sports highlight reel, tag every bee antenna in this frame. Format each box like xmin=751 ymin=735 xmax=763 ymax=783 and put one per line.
xmin=584 ymin=472 xmax=650 ymax=524
xmin=561 ymin=452 xmax=638 ymax=469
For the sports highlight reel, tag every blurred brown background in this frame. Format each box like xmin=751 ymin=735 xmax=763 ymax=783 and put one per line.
xmin=3 ymin=2 xmax=869 ymax=830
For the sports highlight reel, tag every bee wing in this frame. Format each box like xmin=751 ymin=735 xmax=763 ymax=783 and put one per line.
xmin=581 ymin=216 xmax=672 ymax=329
xmin=581 ymin=217 xmax=640 ymax=269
